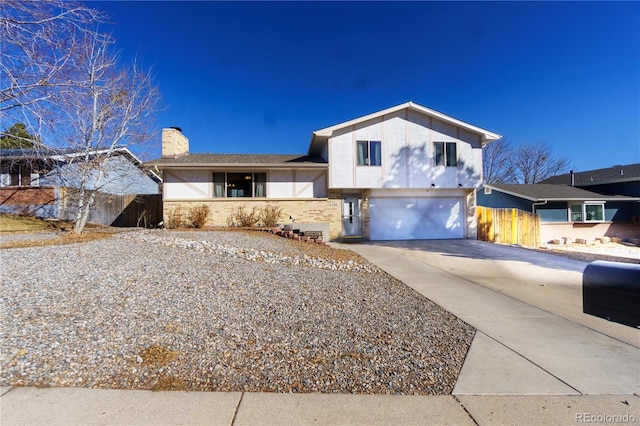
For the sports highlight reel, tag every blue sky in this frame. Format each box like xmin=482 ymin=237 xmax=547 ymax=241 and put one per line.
xmin=94 ymin=1 xmax=639 ymax=172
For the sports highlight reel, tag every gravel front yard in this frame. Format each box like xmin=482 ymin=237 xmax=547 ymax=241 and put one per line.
xmin=1 ymin=230 xmax=475 ymax=395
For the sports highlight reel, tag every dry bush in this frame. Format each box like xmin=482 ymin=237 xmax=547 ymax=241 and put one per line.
xmin=227 ymin=206 xmax=260 ymax=227
xmin=260 ymin=204 xmax=283 ymax=227
xmin=165 ymin=207 xmax=184 ymax=229
xmin=186 ymin=204 xmax=210 ymax=228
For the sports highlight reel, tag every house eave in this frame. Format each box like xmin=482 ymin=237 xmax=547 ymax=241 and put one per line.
xmin=149 ymin=162 xmax=328 ymax=170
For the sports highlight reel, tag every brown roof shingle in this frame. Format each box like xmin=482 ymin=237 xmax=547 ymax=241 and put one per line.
xmin=144 ymin=153 xmax=327 ymax=168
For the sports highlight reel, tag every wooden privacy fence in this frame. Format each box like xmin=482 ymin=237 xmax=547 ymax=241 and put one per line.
xmin=476 ymin=206 xmax=540 ymax=248
xmin=60 ymin=187 xmax=162 ymax=228
xmin=111 ymin=194 xmax=163 ymax=228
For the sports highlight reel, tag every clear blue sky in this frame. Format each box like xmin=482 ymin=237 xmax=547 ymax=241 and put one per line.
xmin=94 ymin=1 xmax=639 ymax=172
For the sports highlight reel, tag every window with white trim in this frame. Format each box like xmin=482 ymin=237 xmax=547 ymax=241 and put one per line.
xmin=434 ymin=142 xmax=457 ymax=167
xmin=212 ymin=172 xmax=266 ymax=198
xmin=356 ymin=140 xmax=381 ymax=166
xmin=570 ymin=203 xmax=605 ymax=222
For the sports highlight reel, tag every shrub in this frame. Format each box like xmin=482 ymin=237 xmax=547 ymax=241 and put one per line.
xmin=165 ymin=207 xmax=184 ymax=229
xmin=226 ymin=206 xmax=260 ymax=227
xmin=186 ymin=204 xmax=210 ymax=229
xmin=260 ymin=204 xmax=283 ymax=227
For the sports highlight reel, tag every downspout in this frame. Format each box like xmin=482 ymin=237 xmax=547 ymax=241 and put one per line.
xmin=532 ymin=199 xmax=547 ymax=214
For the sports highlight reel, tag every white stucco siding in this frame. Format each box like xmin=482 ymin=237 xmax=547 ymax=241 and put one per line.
xmin=293 ymin=169 xmax=327 ymax=198
xmin=457 ymin=144 xmax=483 ymax=187
xmin=329 ymin=113 xmax=484 ymax=191
xmin=164 ymin=170 xmax=211 ymax=199
xmin=382 ymin=114 xmax=408 ymax=188
xmin=431 ymin=118 xmax=458 ymax=141
xmin=356 ymin=167 xmax=382 ymax=188
xmin=459 ymin=128 xmax=482 ymax=148
xmin=268 ymin=170 xmax=295 ymax=198
xmin=404 ymin=111 xmax=432 ymax=188
xmin=329 ymin=132 xmax=354 ymax=188
xmin=354 ymin=118 xmax=383 ymax=141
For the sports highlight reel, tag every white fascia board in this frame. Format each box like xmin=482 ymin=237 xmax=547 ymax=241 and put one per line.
xmin=49 ymin=147 xmax=140 ymax=165
xmin=154 ymin=163 xmax=328 ymax=170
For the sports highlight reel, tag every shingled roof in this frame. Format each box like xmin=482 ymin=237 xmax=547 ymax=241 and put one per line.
xmin=144 ymin=153 xmax=327 ymax=169
xmin=484 ymin=184 xmax=639 ymax=202
xmin=540 ymin=163 xmax=640 ymax=186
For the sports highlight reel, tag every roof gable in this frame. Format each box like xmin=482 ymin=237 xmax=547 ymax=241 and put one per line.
xmin=309 ymin=101 xmax=501 ymax=155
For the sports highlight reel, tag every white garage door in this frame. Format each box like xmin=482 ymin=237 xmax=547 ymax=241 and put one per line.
xmin=369 ymin=197 xmax=464 ymax=240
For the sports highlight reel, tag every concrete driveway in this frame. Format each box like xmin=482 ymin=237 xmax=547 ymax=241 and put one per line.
xmin=334 ymin=239 xmax=640 ymax=396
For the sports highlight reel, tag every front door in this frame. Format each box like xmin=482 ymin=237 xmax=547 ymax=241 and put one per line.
xmin=342 ymin=197 xmax=362 ymax=237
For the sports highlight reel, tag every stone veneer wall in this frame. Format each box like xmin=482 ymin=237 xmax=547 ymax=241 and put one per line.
xmin=164 ymin=198 xmax=343 ymax=240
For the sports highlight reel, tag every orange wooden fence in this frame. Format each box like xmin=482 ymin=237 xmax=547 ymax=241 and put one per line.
xmin=476 ymin=206 xmax=540 ymax=248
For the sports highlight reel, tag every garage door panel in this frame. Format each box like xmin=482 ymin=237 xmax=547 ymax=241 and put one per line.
xmin=370 ymin=197 xmax=463 ymax=240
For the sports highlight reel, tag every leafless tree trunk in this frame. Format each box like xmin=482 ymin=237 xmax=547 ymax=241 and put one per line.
xmin=1 ymin=0 xmax=160 ymax=233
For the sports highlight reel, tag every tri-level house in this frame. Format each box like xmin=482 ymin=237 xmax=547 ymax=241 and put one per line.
xmin=147 ymin=102 xmax=501 ymax=240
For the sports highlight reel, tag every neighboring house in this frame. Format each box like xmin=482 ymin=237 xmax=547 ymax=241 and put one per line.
xmin=540 ymin=163 xmax=640 ymax=197
xmin=477 ymin=182 xmax=640 ymax=243
xmin=0 ymin=147 xmax=161 ymax=220
xmin=147 ymin=101 xmax=501 ymax=240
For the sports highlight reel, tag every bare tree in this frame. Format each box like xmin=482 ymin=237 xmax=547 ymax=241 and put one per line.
xmin=1 ymin=0 xmax=160 ymax=233
xmin=507 ymin=141 xmax=571 ymax=184
xmin=483 ymin=138 xmax=571 ymax=184
xmin=482 ymin=138 xmax=513 ymax=184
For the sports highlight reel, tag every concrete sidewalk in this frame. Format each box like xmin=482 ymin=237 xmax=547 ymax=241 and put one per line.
xmin=2 ymin=240 xmax=639 ymax=425
xmin=2 ymin=386 xmax=639 ymax=425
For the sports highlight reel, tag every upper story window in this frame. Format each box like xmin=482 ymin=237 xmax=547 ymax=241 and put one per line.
xmin=357 ymin=140 xmax=381 ymax=166
xmin=434 ymin=142 xmax=457 ymax=167
xmin=570 ymin=203 xmax=605 ymax=222
xmin=213 ymin=172 xmax=266 ymax=198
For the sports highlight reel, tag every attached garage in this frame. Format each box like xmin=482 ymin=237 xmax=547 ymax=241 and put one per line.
xmin=369 ymin=195 xmax=465 ymax=240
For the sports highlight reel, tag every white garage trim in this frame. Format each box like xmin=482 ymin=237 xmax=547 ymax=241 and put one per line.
xmin=369 ymin=196 xmax=465 ymax=240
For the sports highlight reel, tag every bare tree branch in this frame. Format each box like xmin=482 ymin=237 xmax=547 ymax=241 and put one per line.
xmin=507 ymin=141 xmax=572 ymax=184
xmin=482 ymin=138 xmax=513 ymax=184
xmin=483 ymin=137 xmax=572 ymax=184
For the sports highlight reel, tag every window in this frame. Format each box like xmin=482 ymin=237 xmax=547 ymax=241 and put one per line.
xmin=570 ymin=204 xmax=582 ymax=222
xmin=212 ymin=172 xmax=267 ymax=198
xmin=434 ymin=142 xmax=457 ymax=167
xmin=213 ymin=173 xmax=225 ymax=197
xmin=357 ymin=140 xmax=381 ymax=166
xmin=0 ymin=164 xmax=37 ymax=187
xmin=570 ymin=203 xmax=605 ymax=222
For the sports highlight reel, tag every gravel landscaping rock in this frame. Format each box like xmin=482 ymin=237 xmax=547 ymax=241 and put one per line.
xmin=1 ymin=229 xmax=474 ymax=395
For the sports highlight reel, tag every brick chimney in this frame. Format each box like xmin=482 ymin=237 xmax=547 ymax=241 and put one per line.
xmin=162 ymin=127 xmax=189 ymax=158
